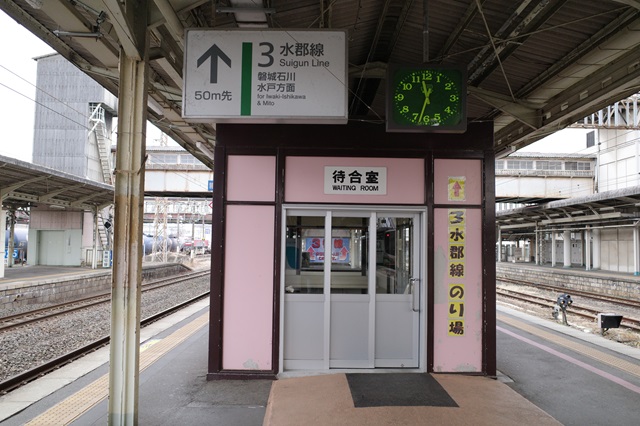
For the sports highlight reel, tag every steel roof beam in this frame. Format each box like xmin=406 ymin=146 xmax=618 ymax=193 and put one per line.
xmin=495 ymin=45 xmax=640 ymax=151
xmin=469 ymin=0 xmax=569 ymax=86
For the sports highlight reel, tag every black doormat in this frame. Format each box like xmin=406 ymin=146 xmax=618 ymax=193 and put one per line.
xmin=346 ymin=373 xmax=459 ymax=408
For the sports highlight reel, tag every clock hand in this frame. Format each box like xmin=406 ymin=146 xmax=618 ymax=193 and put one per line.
xmin=418 ymin=94 xmax=429 ymax=124
xmin=419 ymin=81 xmax=432 ymax=123
xmin=422 ymin=81 xmax=432 ymax=104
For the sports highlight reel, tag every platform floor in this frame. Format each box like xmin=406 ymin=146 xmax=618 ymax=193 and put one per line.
xmin=0 ymin=264 xmax=108 ymax=286
xmin=1 ymin=298 xmax=561 ymax=426
xmin=1 ymin=263 xmax=638 ymax=425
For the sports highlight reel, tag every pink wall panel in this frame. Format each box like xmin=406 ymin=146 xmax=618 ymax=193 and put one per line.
xmin=223 ymin=205 xmax=275 ymax=370
xmin=433 ymin=208 xmax=482 ymax=372
xmin=285 ymin=156 xmax=424 ymax=204
xmin=227 ymin=155 xmax=276 ymax=202
xmin=433 ymin=159 xmax=482 ymax=205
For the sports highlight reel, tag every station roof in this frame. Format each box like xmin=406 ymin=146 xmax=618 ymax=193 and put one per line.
xmin=2 ymin=1 xmax=640 ymax=168
xmin=0 ymin=155 xmax=113 ymax=211
xmin=496 ymin=185 xmax=640 ymax=237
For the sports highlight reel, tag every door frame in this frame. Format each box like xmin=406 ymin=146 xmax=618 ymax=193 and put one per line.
xmin=279 ymin=204 xmax=427 ymax=374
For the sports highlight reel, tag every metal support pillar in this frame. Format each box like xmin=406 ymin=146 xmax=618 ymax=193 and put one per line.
xmin=7 ymin=209 xmax=15 ymax=268
xmin=563 ymin=230 xmax=571 ymax=268
xmin=0 ymin=209 xmax=6 ymax=278
xmin=551 ymin=231 xmax=557 ymax=267
xmin=497 ymin=227 xmax=502 ymax=262
xmin=108 ymin=49 xmax=148 ymax=426
xmin=585 ymin=226 xmax=591 ymax=271
xmin=592 ymin=228 xmax=601 ymax=270
xmin=92 ymin=207 xmax=99 ymax=269
xmin=535 ymin=228 xmax=540 ymax=265
xmin=634 ymin=224 xmax=640 ymax=276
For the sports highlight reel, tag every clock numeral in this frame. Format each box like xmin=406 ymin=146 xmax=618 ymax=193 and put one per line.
xmin=434 ymin=113 xmax=441 ymax=122
xmin=422 ymin=115 xmax=430 ymax=124
xmin=450 ymin=95 xmax=459 ymax=102
xmin=395 ymin=93 xmax=405 ymax=101
xmin=401 ymin=82 xmax=412 ymax=90
xmin=445 ymin=106 xmax=452 ymax=114
xmin=401 ymin=106 xmax=409 ymax=113
xmin=445 ymin=82 xmax=454 ymax=90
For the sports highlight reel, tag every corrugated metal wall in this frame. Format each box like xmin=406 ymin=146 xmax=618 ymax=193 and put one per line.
xmin=32 ymin=54 xmax=116 ymax=182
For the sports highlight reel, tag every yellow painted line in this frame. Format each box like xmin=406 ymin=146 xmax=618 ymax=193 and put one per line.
xmin=25 ymin=313 xmax=209 ymax=426
xmin=498 ymin=313 xmax=640 ymax=379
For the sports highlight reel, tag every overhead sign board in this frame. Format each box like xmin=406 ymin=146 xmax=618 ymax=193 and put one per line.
xmin=183 ymin=29 xmax=348 ymax=124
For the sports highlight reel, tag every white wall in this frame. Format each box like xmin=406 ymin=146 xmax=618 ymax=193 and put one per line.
xmin=597 ymin=129 xmax=640 ymax=191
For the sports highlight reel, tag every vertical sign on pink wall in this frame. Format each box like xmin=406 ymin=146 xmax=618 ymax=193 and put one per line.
xmin=447 ymin=208 xmax=466 ymax=337
xmin=433 ymin=159 xmax=483 ymax=372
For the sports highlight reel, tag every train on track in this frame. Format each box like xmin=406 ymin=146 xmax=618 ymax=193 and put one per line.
xmin=3 ymin=225 xmax=28 ymax=263
xmin=5 ymin=226 xmax=184 ymax=259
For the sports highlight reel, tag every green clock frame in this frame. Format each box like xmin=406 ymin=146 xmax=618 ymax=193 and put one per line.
xmin=386 ymin=64 xmax=467 ymax=133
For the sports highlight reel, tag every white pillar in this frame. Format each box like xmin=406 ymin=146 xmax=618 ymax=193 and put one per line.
xmin=585 ymin=227 xmax=591 ymax=271
xmin=551 ymin=231 xmax=557 ymax=267
xmin=593 ymin=228 xmax=601 ymax=270
xmin=109 ymin=48 xmax=148 ymax=426
xmin=7 ymin=210 xmax=15 ymax=268
xmin=634 ymin=225 xmax=640 ymax=276
xmin=563 ymin=230 xmax=571 ymax=268
xmin=0 ymin=209 xmax=6 ymax=279
xmin=535 ymin=229 xmax=540 ymax=265
xmin=92 ymin=208 xmax=99 ymax=269
xmin=497 ymin=227 xmax=502 ymax=262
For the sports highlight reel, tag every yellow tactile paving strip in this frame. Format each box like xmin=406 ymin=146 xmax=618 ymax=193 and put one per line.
xmin=498 ymin=313 xmax=640 ymax=378
xmin=25 ymin=313 xmax=209 ymax=426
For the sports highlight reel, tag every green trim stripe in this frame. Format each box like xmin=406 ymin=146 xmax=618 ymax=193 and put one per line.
xmin=241 ymin=42 xmax=252 ymax=116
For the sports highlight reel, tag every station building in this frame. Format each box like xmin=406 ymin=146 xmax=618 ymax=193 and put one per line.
xmin=497 ymin=99 xmax=640 ymax=275
xmin=207 ymin=122 xmax=496 ymax=378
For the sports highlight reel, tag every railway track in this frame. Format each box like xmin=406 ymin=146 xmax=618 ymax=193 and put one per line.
xmin=0 ymin=289 xmax=210 ymax=395
xmin=498 ymin=277 xmax=640 ymax=310
xmin=0 ymin=270 xmax=209 ymax=332
xmin=497 ymin=278 xmax=640 ymax=333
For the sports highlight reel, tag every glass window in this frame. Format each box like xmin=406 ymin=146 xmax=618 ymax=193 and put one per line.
xmin=180 ymin=154 xmax=196 ymax=164
xmin=331 ymin=216 xmax=368 ymax=294
xmin=536 ymin=161 xmax=549 ymax=170
xmin=165 ymin=154 xmax=178 ymax=164
xmin=549 ymin=161 xmax=562 ymax=170
xmin=565 ymin=161 xmax=577 ymax=170
xmin=376 ymin=217 xmax=413 ymax=295
xmin=285 ymin=215 xmax=325 ymax=294
xmin=577 ymin=162 xmax=591 ymax=170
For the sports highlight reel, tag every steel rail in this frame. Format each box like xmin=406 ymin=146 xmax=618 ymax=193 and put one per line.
xmin=497 ymin=276 xmax=640 ymax=310
xmin=0 ymin=291 xmax=209 ymax=395
xmin=496 ymin=288 xmax=640 ymax=331
xmin=0 ymin=270 xmax=209 ymax=332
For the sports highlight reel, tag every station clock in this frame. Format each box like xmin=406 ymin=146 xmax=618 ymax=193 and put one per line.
xmin=386 ymin=64 xmax=467 ymax=133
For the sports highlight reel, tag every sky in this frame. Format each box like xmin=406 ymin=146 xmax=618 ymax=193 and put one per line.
xmin=0 ymin=9 xmax=590 ymax=164
xmin=0 ymin=10 xmax=167 ymax=164
xmin=0 ymin=11 xmax=54 ymax=162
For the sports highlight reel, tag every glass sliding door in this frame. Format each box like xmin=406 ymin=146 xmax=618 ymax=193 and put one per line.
xmin=282 ymin=208 xmax=422 ymax=371
xmin=374 ymin=215 xmax=420 ymax=367
xmin=329 ymin=214 xmax=371 ymax=368
xmin=283 ymin=213 xmax=326 ymax=370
